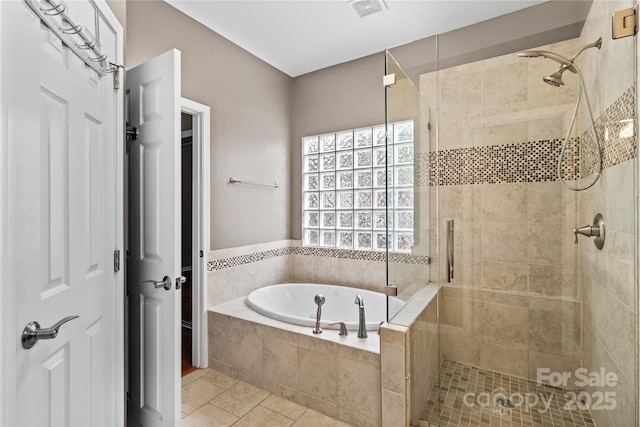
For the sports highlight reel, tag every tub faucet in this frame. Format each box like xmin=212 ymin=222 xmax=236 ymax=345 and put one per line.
xmin=354 ymin=295 xmax=367 ymax=338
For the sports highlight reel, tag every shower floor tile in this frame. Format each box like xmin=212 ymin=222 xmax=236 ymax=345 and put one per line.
xmin=421 ymin=360 xmax=595 ymax=427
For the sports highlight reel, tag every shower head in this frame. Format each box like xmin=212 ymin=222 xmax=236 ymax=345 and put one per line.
xmin=517 ymin=38 xmax=602 ymax=83
xmin=543 ymin=68 xmax=567 ymax=87
xmin=516 ymin=50 xmax=576 ymax=73
xmin=314 ymin=294 xmax=325 ymax=306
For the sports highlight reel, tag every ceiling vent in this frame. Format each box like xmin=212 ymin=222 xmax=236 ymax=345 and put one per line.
xmin=348 ymin=0 xmax=388 ymax=19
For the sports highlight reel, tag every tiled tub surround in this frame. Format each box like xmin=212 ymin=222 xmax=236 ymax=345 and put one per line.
xmin=206 ymin=240 xmax=431 ymax=308
xmin=209 ymin=283 xmax=441 ymax=427
xmin=380 ymin=285 xmax=440 ymax=427
xmin=208 ymin=298 xmax=382 ymax=427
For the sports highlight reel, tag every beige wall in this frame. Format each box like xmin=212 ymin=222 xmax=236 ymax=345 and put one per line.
xmin=125 ymin=0 xmax=292 ymax=250
xmin=290 ymin=53 xmax=385 ymax=240
xmin=105 ymin=0 xmax=125 ymax=28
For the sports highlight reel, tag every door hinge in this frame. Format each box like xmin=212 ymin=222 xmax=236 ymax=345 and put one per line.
xmin=613 ymin=6 xmax=638 ymax=39
xmin=383 ymin=73 xmax=396 ymax=87
xmin=113 ymin=67 xmax=119 ymax=90
xmin=384 ymin=285 xmax=398 ymax=297
xmin=114 ymin=249 xmax=120 ymax=273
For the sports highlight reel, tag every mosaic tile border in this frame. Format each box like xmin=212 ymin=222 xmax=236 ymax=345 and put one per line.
xmin=206 ymin=246 xmax=430 ymax=271
xmin=207 ymin=247 xmax=292 ymax=271
xmin=427 ymin=139 xmax=579 ymax=186
xmin=421 ymin=86 xmax=635 ymax=187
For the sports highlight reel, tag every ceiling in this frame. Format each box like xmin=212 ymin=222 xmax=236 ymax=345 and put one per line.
xmin=163 ymin=0 xmax=548 ymax=77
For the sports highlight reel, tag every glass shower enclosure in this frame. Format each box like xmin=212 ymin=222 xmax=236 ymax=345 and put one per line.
xmin=384 ymin=0 xmax=638 ymax=425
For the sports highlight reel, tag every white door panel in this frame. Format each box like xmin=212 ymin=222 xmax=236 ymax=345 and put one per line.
xmin=127 ymin=49 xmax=182 ymax=427
xmin=1 ymin=1 xmax=123 ymax=426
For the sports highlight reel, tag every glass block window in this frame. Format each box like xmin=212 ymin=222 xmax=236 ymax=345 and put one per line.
xmin=302 ymin=121 xmax=414 ymax=252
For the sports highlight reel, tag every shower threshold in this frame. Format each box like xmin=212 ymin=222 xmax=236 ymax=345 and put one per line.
xmin=421 ymin=359 xmax=595 ymax=427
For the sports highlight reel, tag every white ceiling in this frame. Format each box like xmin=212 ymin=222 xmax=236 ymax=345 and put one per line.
xmin=164 ymin=0 xmax=548 ymax=77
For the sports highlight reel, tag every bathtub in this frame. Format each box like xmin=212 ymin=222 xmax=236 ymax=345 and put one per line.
xmin=246 ymin=282 xmax=405 ymax=331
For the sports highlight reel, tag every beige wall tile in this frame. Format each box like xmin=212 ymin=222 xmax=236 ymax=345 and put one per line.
xmin=529 ymin=298 xmax=581 ymax=359
xmin=338 ymin=358 xmax=382 ymax=419
xmin=338 ymin=407 xmax=382 ymax=427
xmin=313 ymin=256 xmax=340 ymax=285
xmin=292 ymin=254 xmax=313 ymax=282
xmin=590 ymin=334 xmax=636 ymax=426
xmin=481 ymin=222 xmax=528 ymax=262
xmin=482 ymin=61 xmax=527 ymax=106
xmin=528 ymin=264 xmax=563 ymax=296
xmin=480 ymin=261 xmax=528 ymax=292
xmin=381 ymin=342 xmax=405 ymax=394
xmin=591 ymin=282 xmax=635 ymax=381
xmin=528 ymin=351 xmax=582 ymax=388
xmin=527 ymin=223 xmax=563 ymax=265
xmin=469 ymin=300 xmax=528 ymax=348
xmin=263 ymin=337 xmax=298 ymax=389
xmin=381 ymin=389 xmax=406 ymax=427
xmin=292 ymin=408 xmax=350 ymax=427
xmin=296 ymin=346 xmax=339 ymax=403
xmin=439 ymin=70 xmax=481 ymax=112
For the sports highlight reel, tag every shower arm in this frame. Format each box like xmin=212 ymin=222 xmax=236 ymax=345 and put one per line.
xmin=569 ymin=38 xmax=603 ymax=62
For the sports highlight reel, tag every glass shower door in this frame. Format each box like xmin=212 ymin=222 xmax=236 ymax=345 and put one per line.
xmin=384 ymin=50 xmax=440 ymax=426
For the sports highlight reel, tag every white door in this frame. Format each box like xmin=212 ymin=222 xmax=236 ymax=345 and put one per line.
xmin=0 ymin=1 xmax=124 ymax=426
xmin=126 ymin=49 xmax=182 ymax=427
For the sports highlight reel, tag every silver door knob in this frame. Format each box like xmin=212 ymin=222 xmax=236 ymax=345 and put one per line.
xmin=143 ymin=276 xmax=172 ymax=290
xmin=21 ymin=315 xmax=79 ymax=349
xmin=175 ymin=276 xmax=186 ymax=290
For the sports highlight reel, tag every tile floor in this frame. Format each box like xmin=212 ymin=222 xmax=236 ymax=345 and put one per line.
xmin=181 ymin=368 xmax=354 ymax=427
xmin=420 ymin=360 xmax=596 ymax=427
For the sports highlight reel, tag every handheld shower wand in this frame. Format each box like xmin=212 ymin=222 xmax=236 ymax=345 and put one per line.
xmin=313 ymin=294 xmax=325 ymax=334
xmin=517 ymin=39 xmax=603 ymax=191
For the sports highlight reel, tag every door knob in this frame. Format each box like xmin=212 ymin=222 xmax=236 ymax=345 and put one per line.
xmin=21 ymin=315 xmax=79 ymax=349
xmin=175 ymin=276 xmax=186 ymax=290
xmin=143 ymin=276 xmax=172 ymax=290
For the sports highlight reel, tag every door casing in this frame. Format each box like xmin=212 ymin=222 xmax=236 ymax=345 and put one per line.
xmin=181 ymin=98 xmax=210 ymax=369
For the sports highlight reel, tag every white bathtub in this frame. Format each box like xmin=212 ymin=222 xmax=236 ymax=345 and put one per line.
xmin=246 ymin=283 xmax=405 ymax=331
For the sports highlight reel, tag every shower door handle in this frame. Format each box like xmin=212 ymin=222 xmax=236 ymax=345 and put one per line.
xmin=446 ymin=220 xmax=454 ymax=282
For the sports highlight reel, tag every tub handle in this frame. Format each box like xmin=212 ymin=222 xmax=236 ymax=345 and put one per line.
xmin=329 ymin=322 xmax=348 ymax=336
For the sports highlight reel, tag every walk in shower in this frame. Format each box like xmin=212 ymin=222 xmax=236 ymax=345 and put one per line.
xmin=383 ymin=0 xmax=638 ymax=425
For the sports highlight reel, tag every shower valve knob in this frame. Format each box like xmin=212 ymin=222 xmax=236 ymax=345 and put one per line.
xmin=573 ymin=213 xmax=605 ymax=250
xmin=573 ymin=225 xmax=597 ymax=243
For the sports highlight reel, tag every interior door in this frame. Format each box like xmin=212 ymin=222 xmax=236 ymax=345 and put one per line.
xmin=126 ymin=49 xmax=182 ymax=427
xmin=1 ymin=1 xmax=122 ymax=426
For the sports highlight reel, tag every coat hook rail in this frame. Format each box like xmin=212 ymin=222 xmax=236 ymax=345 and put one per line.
xmin=229 ymin=177 xmax=281 ymax=188
xmin=24 ymin=0 xmax=122 ymax=75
